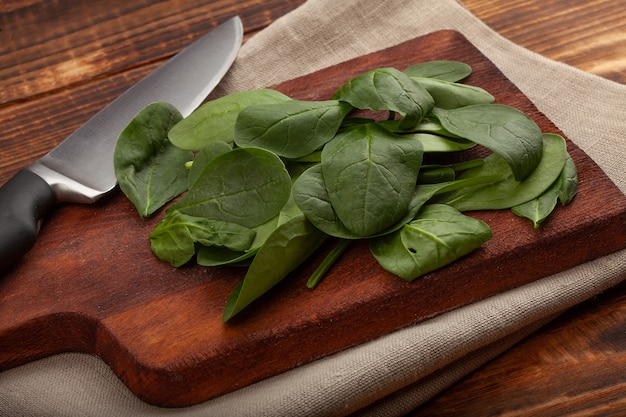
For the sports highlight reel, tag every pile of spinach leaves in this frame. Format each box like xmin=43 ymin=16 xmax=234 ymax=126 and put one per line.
xmin=114 ymin=60 xmax=577 ymax=322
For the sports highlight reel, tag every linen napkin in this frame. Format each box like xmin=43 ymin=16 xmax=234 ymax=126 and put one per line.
xmin=1 ymin=0 xmax=625 ymax=415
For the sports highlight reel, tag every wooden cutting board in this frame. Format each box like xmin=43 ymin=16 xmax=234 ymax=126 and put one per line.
xmin=1 ymin=30 xmax=625 ymax=407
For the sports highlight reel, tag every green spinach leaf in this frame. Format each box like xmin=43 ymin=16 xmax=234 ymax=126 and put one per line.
xmin=418 ymin=166 xmax=456 ymax=183
xmin=196 ymin=213 xmax=281 ymax=266
xmin=188 ymin=141 xmax=233 ymax=188
xmin=392 ymin=118 xmax=463 ymax=138
xmin=403 ymin=60 xmax=472 ymax=82
xmin=511 ymin=151 xmax=578 ymax=227
xmin=222 ymin=214 xmax=328 ymax=322
xmin=149 ymin=211 xmax=256 ymax=267
xmin=168 ymin=147 xmax=292 ymax=228
xmin=433 ymin=104 xmax=544 ymax=181
xmin=369 ymin=204 xmax=492 ymax=281
xmin=197 ymin=178 xmax=309 ymax=267
xmin=443 ymin=133 xmax=567 ymax=211
xmin=293 ymin=162 xmax=500 ymax=239
xmin=321 ymin=123 xmax=423 ymax=237
xmin=168 ymin=89 xmax=291 ymax=150
xmin=405 ymin=133 xmax=476 ymax=153
xmin=292 ymin=164 xmax=359 ymax=239
xmin=114 ymin=102 xmax=192 ymax=217
xmin=556 ymin=151 xmax=579 ymax=205
xmin=511 ymin=188 xmax=559 ymax=229
xmin=234 ymin=100 xmax=352 ymax=159
xmin=411 ymin=77 xmax=494 ymax=109
xmin=332 ymin=67 xmax=434 ymax=129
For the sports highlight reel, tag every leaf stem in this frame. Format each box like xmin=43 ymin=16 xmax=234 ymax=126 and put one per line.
xmin=449 ymin=158 xmax=485 ymax=172
xmin=306 ymin=239 xmax=353 ymax=289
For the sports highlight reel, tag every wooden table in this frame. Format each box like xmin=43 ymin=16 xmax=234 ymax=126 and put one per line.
xmin=1 ymin=0 xmax=624 ymax=414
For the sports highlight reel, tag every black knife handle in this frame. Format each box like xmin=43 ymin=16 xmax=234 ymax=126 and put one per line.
xmin=0 ymin=169 xmax=56 ymax=273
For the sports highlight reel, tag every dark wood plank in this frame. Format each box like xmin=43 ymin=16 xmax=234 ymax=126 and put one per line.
xmin=0 ymin=29 xmax=625 ymax=407
xmin=462 ymin=0 xmax=626 ymax=84
xmin=412 ymin=279 xmax=626 ymax=415
xmin=0 ymin=0 xmax=305 ymax=106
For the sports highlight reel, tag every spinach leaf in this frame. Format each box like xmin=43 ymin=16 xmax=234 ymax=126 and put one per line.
xmin=511 ymin=150 xmax=578 ymax=227
xmin=293 ymin=161 xmax=500 ymax=239
xmin=196 ymin=213 xmax=281 ymax=266
xmin=411 ymin=77 xmax=495 ymax=109
xmin=511 ymin=188 xmax=558 ymax=229
xmin=306 ymin=239 xmax=353 ymax=289
xmin=369 ymin=204 xmax=492 ymax=281
xmin=321 ymin=123 xmax=423 ymax=236
xmin=286 ymin=152 xmax=322 ymax=163
xmin=405 ymin=133 xmax=476 ymax=153
xmin=168 ymin=89 xmax=291 ymax=150
xmin=444 ymin=133 xmax=568 ymax=211
xmin=222 ymin=214 xmax=328 ymax=322
xmin=234 ymin=100 xmax=352 ymax=159
xmin=556 ymin=151 xmax=579 ymax=205
xmin=114 ymin=102 xmax=192 ymax=217
xmin=406 ymin=118 xmax=464 ymax=138
xmin=421 ymin=159 xmax=486 ymax=174
xmin=188 ymin=141 xmax=232 ymax=188
xmin=433 ymin=104 xmax=544 ymax=181
xmin=197 ymin=175 xmax=309 ymax=267
xmin=168 ymin=147 xmax=292 ymax=228
xmin=292 ymin=164 xmax=360 ymax=239
xmin=417 ymin=160 xmax=487 ymax=183
xmin=403 ymin=60 xmax=472 ymax=82
xmin=379 ymin=118 xmax=467 ymax=141
xmin=383 ymin=174 xmax=503 ymax=235
xmin=149 ymin=211 xmax=256 ymax=267
xmin=196 ymin=246 xmax=251 ymax=267
xmin=418 ymin=166 xmax=456 ymax=183
xmin=378 ymin=119 xmax=476 ymax=151
xmin=332 ymin=67 xmax=434 ymax=129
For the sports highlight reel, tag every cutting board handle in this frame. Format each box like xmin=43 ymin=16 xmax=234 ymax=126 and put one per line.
xmin=0 ymin=169 xmax=56 ymax=273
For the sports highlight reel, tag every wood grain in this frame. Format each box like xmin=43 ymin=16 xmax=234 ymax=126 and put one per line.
xmin=0 ymin=0 xmax=306 ymax=106
xmin=413 ymin=279 xmax=626 ymax=416
xmin=463 ymin=0 xmax=626 ymax=84
xmin=0 ymin=28 xmax=625 ymax=407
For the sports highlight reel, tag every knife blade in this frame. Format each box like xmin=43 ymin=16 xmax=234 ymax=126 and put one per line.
xmin=0 ymin=16 xmax=243 ymax=273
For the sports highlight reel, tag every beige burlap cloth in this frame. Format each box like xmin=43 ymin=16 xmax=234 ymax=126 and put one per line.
xmin=1 ymin=0 xmax=625 ymax=415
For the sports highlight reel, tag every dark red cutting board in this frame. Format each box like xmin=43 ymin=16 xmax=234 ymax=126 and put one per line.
xmin=1 ymin=30 xmax=625 ymax=407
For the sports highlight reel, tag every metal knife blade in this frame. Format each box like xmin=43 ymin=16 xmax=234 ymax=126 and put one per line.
xmin=0 ymin=16 xmax=243 ymax=272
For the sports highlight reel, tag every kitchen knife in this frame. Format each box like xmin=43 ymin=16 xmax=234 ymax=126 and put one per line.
xmin=0 ymin=16 xmax=243 ymax=273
